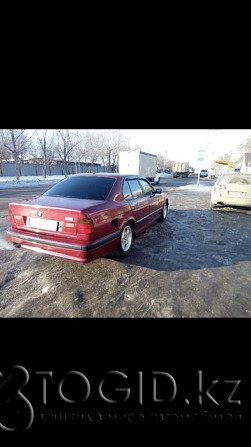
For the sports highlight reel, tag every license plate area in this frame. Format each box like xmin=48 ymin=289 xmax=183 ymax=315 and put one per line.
xmin=228 ymin=191 xmax=247 ymax=197
xmin=26 ymin=217 xmax=58 ymax=231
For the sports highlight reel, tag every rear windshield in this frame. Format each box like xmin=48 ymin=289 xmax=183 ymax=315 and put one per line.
xmin=43 ymin=176 xmax=116 ymax=200
xmin=220 ymin=175 xmax=251 ymax=185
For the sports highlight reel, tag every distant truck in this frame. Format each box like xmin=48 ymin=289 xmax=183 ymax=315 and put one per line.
xmin=208 ymin=168 xmax=216 ymax=179
xmin=119 ymin=150 xmax=157 ymax=182
xmin=172 ymin=161 xmax=190 ymax=178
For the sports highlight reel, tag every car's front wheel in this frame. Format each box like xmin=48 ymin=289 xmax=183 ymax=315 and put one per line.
xmin=118 ymin=222 xmax=134 ymax=256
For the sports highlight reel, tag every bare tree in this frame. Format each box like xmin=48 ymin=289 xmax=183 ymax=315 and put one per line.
xmin=98 ymin=131 xmax=128 ymax=171
xmin=0 ymin=131 xmax=12 ymax=161
xmin=35 ymin=130 xmax=55 ymax=178
xmin=238 ymin=136 xmax=251 ymax=154
xmin=81 ymin=131 xmax=104 ymax=169
xmin=156 ymin=153 xmax=174 ymax=171
xmin=156 ymin=154 xmax=165 ymax=171
xmin=76 ymin=131 xmax=132 ymax=172
xmin=0 ymin=131 xmax=12 ymax=176
xmin=2 ymin=129 xmax=36 ymax=181
xmin=219 ymin=152 xmax=233 ymax=161
xmin=55 ymin=130 xmax=84 ymax=177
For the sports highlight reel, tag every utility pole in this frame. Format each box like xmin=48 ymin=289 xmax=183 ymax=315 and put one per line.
xmin=196 ymin=149 xmax=205 ymax=186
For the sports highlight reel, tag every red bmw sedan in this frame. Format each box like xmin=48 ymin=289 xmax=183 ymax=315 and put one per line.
xmin=6 ymin=173 xmax=168 ymax=263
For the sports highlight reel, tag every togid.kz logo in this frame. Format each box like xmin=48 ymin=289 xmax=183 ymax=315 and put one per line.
xmin=0 ymin=366 xmax=34 ymax=431
xmin=0 ymin=366 xmax=242 ymax=430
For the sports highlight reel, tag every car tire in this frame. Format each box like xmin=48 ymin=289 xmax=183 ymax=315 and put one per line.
xmin=158 ymin=202 xmax=168 ymax=222
xmin=118 ymin=222 xmax=134 ymax=256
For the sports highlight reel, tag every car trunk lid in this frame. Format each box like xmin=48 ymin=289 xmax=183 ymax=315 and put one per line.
xmin=219 ymin=175 xmax=251 ymax=198
xmin=8 ymin=196 xmax=103 ymax=238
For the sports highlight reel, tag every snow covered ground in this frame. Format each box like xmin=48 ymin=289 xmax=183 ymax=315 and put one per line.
xmin=178 ymin=184 xmax=212 ymax=191
xmin=0 ymin=175 xmax=65 ymax=188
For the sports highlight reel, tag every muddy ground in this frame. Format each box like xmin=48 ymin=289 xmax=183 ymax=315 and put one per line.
xmin=0 ymin=177 xmax=251 ymax=317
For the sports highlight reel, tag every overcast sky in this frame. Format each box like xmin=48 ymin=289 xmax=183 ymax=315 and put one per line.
xmin=118 ymin=129 xmax=251 ymax=166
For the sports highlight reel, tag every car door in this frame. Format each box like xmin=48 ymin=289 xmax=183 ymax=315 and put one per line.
xmin=125 ymin=179 xmax=150 ymax=234
xmin=138 ymin=178 xmax=161 ymax=224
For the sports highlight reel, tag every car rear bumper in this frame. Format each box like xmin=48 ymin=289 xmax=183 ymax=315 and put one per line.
xmin=6 ymin=227 xmax=120 ymax=263
xmin=211 ymin=196 xmax=251 ymax=208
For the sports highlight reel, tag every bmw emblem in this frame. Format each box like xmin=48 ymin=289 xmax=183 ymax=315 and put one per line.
xmin=37 ymin=211 xmax=43 ymax=217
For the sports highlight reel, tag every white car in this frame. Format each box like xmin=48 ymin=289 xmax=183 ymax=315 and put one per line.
xmin=210 ymin=173 xmax=251 ymax=209
xmin=155 ymin=171 xmax=172 ymax=183
xmin=200 ymin=169 xmax=208 ymax=178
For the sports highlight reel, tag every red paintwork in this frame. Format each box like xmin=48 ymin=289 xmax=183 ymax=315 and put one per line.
xmin=6 ymin=173 xmax=167 ymax=263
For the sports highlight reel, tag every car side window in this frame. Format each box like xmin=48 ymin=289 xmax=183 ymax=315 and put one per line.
xmin=138 ymin=179 xmax=154 ymax=196
xmin=123 ymin=180 xmax=133 ymax=200
xmin=127 ymin=180 xmax=144 ymax=199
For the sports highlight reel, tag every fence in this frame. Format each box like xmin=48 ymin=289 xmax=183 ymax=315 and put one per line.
xmin=0 ymin=161 xmax=115 ymax=177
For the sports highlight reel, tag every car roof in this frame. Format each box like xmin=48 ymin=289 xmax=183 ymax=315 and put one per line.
xmin=68 ymin=173 xmax=149 ymax=180
xmin=221 ymin=173 xmax=251 ymax=176
xmin=71 ymin=173 xmax=122 ymax=177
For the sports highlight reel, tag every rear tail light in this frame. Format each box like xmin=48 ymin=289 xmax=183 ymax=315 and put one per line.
xmin=14 ymin=215 xmax=24 ymax=222
xmin=77 ymin=216 xmax=94 ymax=235
xmin=9 ymin=208 xmax=15 ymax=226
xmin=215 ymin=184 xmax=226 ymax=190
xmin=9 ymin=208 xmax=26 ymax=226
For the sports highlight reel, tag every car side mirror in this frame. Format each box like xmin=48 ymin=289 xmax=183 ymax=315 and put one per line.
xmin=155 ymin=188 xmax=162 ymax=193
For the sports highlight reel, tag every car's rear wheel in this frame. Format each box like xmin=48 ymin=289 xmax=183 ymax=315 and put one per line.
xmin=118 ymin=222 xmax=134 ymax=256
xmin=158 ymin=202 xmax=168 ymax=222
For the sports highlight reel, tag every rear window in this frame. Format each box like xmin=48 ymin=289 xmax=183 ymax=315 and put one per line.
xmin=43 ymin=176 xmax=116 ymax=200
xmin=220 ymin=175 xmax=251 ymax=185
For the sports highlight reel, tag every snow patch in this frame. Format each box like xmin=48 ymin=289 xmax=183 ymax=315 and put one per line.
xmin=42 ymin=285 xmax=50 ymax=293
xmin=178 ymin=184 xmax=212 ymax=192
xmin=0 ymin=175 xmax=64 ymax=189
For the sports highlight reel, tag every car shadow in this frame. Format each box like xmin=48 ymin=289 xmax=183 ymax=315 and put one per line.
xmin=107 ymin=208 xmax=251 ymax=272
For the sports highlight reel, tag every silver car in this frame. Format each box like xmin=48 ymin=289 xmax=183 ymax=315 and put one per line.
xmin=210 ymin=173 xmax=251 ymax=209
xmin=200 ymin=169 xmax=208 ymax=178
